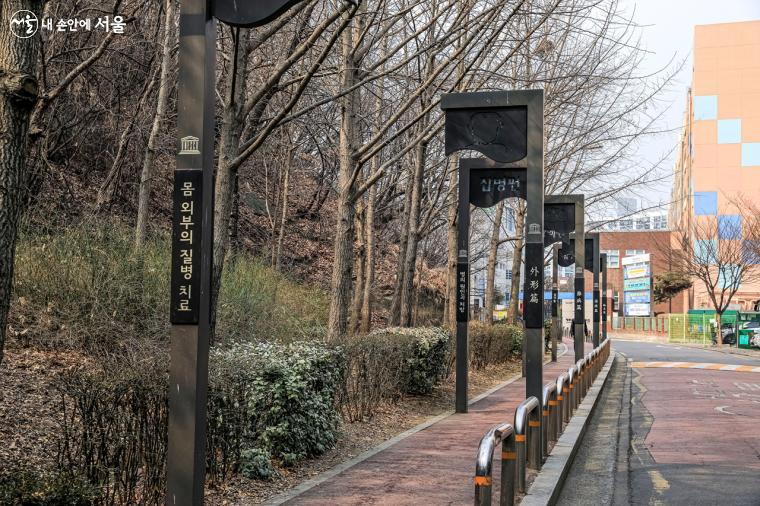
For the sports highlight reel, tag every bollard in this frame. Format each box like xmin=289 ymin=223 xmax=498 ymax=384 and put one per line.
xmin=575 ymin=359 xmax=585 ymax=408
xmin=475 ymin=423 xmax=516 ymax=506
xmin=541 ymin=382 xmax=557 ymax=461
xmin=514 ymin=396 xmax=541 ymax=493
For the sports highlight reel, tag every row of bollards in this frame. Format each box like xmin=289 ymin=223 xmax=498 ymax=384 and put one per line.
xmin=473 ymin=339 xmax=611 ymax=506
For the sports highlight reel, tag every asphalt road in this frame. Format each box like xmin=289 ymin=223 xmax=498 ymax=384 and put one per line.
xmin=558 ymin=340 xmax=760 ymax=506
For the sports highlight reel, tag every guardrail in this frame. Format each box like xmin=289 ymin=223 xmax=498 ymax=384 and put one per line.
xmin=475 ymin=422 xmax=516 ymax=506
xmin=473 ymin=338 xmax=611 ymax=505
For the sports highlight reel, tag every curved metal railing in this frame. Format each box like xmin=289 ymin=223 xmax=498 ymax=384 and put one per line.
xmin=473 ymin=338 xmax=612 ymax=506
xmin=514 ymin=396 xmax=541 ymax=492
xmin=474 ymin=422 xmax=516 ymax=506
xmin=541 ymin=382 xmax=557 ymax=460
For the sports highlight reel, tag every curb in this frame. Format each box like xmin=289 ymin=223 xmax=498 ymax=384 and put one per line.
xmin=520 ymin=350 xmax=617 ymax=506
xmin=265 ymin=344 xmax=569 ymax=506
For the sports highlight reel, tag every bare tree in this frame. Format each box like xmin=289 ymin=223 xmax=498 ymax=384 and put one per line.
xmin=658 ymin=202 xmax=760 ymax=345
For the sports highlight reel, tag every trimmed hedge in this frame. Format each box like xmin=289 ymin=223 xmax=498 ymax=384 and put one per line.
xmin=207 ymin=341 xmax=344 ymax=480
xmin=469 ymin=322 xmax=523 ymax=369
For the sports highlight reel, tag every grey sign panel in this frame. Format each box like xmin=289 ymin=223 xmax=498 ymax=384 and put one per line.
xmin=213 ymin=0 xmax=304 ymax=27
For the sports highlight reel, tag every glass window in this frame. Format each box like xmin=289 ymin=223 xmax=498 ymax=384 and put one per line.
xmin=694 ymin=191 xmax=717 ymax=216
xmin=653 ymin=215 xmax=667 ymax=229
xmin=693 ymin=95 xmax=717 ymax=120
xmin=718 ymin=215 xmax=742 ymax=240
xmin=695 ymin=239 xmax=717 ymax=265
xmin=602 ymin=249 xmax=620 ymax=268
xmin=741 ymin=143 xmax=760 ymax=167
xmin=625 ymin=249 xmax=645 ymax=256
xmin=619 ymin=219 xmax=633 ymax=231
xmin=718 ymin=119 xmax=741 ymax=144
xmin=636 ymin=217 xmax=651 ymax=230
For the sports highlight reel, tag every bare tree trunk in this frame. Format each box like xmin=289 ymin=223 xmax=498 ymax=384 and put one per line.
xmin=444 ymin=157 xmax=458 ymax=331
xmin=0 ymin=0 xmax=42 ymax=366
xmin=508 ymin=202 xmax=526 ymax=324
xmin=327 ymin=12 xmax=360 ymax=339
xmin=484 ymin=200 xmax=505 ymax=326
xmin=360 ymin=179 xmax=376 ymax=333
xmin=211 ymin=29 xmax=250 ymax=340
xmin=274 ymin=148 xmax=292 ymax=272
xmin=135 ymin=0 xmax=175 ymax=248
xmin=349 ymin=210 xmax=365 ymax=334
xmin=389 ymin=169 xmax=413 ymax=326
xmin=400 ymin=139 xmax=428 ymax=326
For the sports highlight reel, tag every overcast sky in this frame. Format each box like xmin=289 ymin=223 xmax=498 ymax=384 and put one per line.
xmin=615 ymin=0 xmax=760 ymax=210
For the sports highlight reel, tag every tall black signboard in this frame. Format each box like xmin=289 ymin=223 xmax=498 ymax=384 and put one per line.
xmin=168 ymin=1 xmax=308 ymax=504
xmin=544 ymin=195 xmax=585 ymax=362
xmin=442 ymin=90 xmax=544 ymax=410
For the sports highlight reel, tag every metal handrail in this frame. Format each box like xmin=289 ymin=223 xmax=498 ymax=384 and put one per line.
xmin=575 ymin=359 xmax=585 ymax=408
xmin=541 ymin=382 xmax=557 ymax=460
xmin=474 ymin=423 xmax=516 ymax=506
xmin=555 ymin=372 xmax=568 ymax=432
xmin=514 ymin=396 xmax=541 ymax=492
xmin=566 ymin=365 xmax=578 ymax=419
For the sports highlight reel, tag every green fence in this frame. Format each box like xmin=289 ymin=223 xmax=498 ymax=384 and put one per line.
xmin=667 ymin=313 xmax=738 ymax=345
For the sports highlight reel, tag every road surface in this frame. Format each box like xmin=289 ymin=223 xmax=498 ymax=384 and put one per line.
xmin=558 ymin=340 xmax=760 ymax=505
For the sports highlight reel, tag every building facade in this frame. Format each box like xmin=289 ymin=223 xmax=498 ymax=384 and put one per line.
xmin=670 ymin=20 xmax=760 ymax=311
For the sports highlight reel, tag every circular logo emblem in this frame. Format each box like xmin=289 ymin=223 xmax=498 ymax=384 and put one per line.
xmin=10 ymin=10 xmax=39 ymax=39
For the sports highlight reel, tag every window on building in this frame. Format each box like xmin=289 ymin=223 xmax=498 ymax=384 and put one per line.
xmin=694 ymin=191 xmax=717 ymax=215
xmin=652 ymin=215 xmax=667 ymax=229
xmin=718 ymin=119 xmax=741 ymax=144
xmin=742 ymin=143 xmax=760 ymax=167
xmin=635 ymin=217 xmax=651 ymax=230
xmin=619 ymin=219 xmax=633 ymax=231
xmin=602 ymin=249 xmax=620 ymax=268
xmin=718 ymin=215 xmax=742 ymax=240
xmin=693 ymin=95 xmax=717 ymax=120
xmin=625 ymin=249 xmax=645 ymax=256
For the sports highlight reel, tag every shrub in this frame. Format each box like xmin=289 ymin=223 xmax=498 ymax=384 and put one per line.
xmin=0 ymin=468 xmax=100 ymax=506
xmin=56 ymin=340 xmax=344 ymax=494
xmin=469 ymin=322 xmax=523 ymax=369
xmin=338 ymin=327 xmax=450 ymax=422
xmin=55 ymin=346 xmax=168 ymax=505
xmin=206 ymin=341 xmax=344 ymax=481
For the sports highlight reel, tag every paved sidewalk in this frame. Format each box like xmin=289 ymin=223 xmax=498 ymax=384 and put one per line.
xmin=272 ymin=341 xmax=586 ymax=505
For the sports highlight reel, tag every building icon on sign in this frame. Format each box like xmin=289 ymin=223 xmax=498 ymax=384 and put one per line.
xmin=179 ymin=136 xmax=200 ymax=154
xmin=528 ymin=223 xmax=540 ymax=234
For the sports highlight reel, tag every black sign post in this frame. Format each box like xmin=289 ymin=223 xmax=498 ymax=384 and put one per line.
xmin=601 ymin=253 xmax=608 ymax=341
xmin=545 ymin=195 xmax=584 ymax=362
xmin=587 ymin=233 xmax=601 ymax=347
xmin=455 ymin=158 xmax=526 ymax=412
xmin=168 ymin=1 xmax=307 ymax=504
xmin=442 ymin=89 xmax=544 ymax=407
xmin=550 ymin=243 xmax=559 ymax=361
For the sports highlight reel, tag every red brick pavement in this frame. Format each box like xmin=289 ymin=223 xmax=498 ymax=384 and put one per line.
xmin=281 ymin=341 xmax=589 ymax=505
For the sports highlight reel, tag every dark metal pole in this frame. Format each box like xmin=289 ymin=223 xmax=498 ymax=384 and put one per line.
xmin=167 ymin=1 xmax=215 ymax=504
xmin=455 ymin=161 xmax=470 ymax=413
xmin=601 ymin=253 xmax=608 ymax=341
xmin=551 ymin=243 xmax=559 ymax=362
xmin=522 ymin=91 xmax=545 ymax=403
xmin=591 ymin=235 xmax=600 ymax=347
xmin=573 ymin=218 xmax=585 ymax=362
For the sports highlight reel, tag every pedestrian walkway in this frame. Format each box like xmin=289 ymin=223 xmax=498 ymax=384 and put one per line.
xmin=271 ymin=341 xmax=588 ymax=505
